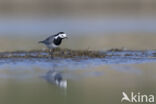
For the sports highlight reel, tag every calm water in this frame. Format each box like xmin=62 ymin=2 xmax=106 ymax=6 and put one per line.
xmin=0 ymin=51 xmax=156 ymax=104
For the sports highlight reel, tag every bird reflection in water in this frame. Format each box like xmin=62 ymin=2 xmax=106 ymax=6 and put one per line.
xmin=43 ymin=70 xmax=67 ymax=88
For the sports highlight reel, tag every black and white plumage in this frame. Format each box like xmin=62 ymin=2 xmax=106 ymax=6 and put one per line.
xmin=39 ymin=32 xmax=68 ymax=49
xmin=39 ymin=32 xmax=68 ymax=57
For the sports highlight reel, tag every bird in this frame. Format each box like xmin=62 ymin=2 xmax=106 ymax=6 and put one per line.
xmin=39 ymin=32 xmax=68 ymax=58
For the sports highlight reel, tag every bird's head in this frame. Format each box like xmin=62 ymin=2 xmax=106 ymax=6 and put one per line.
xmin=57 ymin=32 xmax=68 ymax=39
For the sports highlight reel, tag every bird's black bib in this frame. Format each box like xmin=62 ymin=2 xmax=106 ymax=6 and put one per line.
xmin=53 ymin=37 xmax=63 ymax=45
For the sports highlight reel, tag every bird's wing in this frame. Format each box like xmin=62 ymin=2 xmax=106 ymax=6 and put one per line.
xmin=43 ymin=34 xmax=57 ymax=43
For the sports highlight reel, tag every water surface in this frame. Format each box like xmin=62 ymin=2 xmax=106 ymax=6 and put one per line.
xmin=0 ymin=50 xmax=156 ymax=104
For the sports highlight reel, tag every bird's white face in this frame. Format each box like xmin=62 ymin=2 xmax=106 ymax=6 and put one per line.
xmin=58 ymin=33 xmax=67 ymax=39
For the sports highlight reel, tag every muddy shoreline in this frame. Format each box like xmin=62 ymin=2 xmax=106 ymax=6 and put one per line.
xmin=0 ymin=48 xmax=156 ymax=59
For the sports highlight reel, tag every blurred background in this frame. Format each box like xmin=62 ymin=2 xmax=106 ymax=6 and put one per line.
xmin=0 ymin=0 xmax=156 ymax=51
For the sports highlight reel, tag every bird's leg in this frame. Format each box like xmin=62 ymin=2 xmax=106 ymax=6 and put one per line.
xmin=48 ymin=49 xmax=51 ymax=55
xmin=48 ymin=49 xmax=52 ymax=59
xmin=50 ymin=49 xmax=54 ymax=59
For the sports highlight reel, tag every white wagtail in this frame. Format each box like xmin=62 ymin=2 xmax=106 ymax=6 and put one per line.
xmin=39 ymin=32 xmax=68 ymax=57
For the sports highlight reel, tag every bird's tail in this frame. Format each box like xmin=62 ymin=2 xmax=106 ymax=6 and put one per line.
xmin=38 ymin=41 xmax=44 ymax=43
